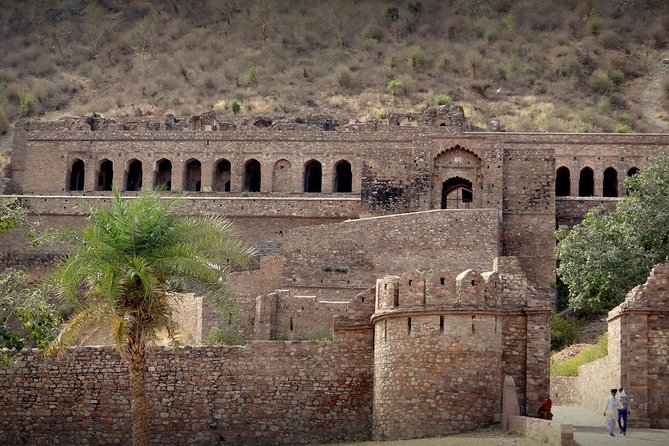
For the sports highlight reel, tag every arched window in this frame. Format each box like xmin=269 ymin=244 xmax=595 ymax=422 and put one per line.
xmin=184 ymin=159 xmax=201 ymax=192
xmin=154 ymin=158 xmax=172 ymax=191
xmin=441 ymin=177 xmax=472 ymax=209
xmin=627 ymin=167 xmax=639 ymax=177
xmin=126 ymin=159 xmax=143 ymax=191
xmin=603 ymin=167 xmax=618 ymax=197
xmin=304 ymin=160 xmax=322 ymax=193
xmin=272 ymin=159 xmax=292 ymax=192
xmin=68 ymin=159 xmax=85 ymax=191
xmin=243 ymin=159 xmax=261 ymax=192
xmin=97 ymin=159 xmax=113 ymax=191
xmin=213 ymin=159 xmax=231 ymax=192
xmin=555 ymin=166 xmax=570 ymax=197
xmin=578 ymin=167 xmax=594 ymax=197
xmin=333 ymin=160 xmax=352 ymax=193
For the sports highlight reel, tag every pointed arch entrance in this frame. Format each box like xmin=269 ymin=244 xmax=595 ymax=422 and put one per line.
xmin=154 ymin=159 xmax=172 ymax=191
xmin=68 ymin=159 xmax=85 ymax=191
xmin=431 ymin=145 xmax=482 ymax=209
xmin=126 ymin=159 xmax=143 ymax=191
xmin=441 ymin=177 xmax=473 ymax=209
xmin=96 ymin=159 xmax=113 ymax=191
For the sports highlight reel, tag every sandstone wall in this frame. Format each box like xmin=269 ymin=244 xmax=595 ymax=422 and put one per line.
xmin=0 ymin=325 xmax=373 ymax=446
xmin=275 ymin=209 xmax=501 ymax=300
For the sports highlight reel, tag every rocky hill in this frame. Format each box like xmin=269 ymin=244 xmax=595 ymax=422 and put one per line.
xmin=0 ymin=0 xmax=668 ymax=148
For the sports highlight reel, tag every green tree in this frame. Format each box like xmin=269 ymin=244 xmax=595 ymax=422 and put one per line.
xmin=0 ymin=197 xmax=26 ymax=235
xmin=556 ymin=156 xmax=669 ymax=313
xmin=230 ymin=99 xmax=241 ymax=114
xmin=44 ymin=190 xmax=255 ymax=446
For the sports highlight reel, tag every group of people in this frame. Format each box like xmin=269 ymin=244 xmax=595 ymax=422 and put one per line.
xmin=604 ymin=387 xmax=630 ymax=437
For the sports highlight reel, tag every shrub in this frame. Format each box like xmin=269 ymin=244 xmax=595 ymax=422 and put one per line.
xmin=242 ymin=67 xmax=256 ymax=86
xmin=230 ymin=99 xmax=241 ymax=114
xmin=437 ymin=55 xmax=451 ymax=71
xmin=437 ymin=94 xmax=453 ymax=105
xmin=17 ymin=91 xmax=34 ymax=118
xmin=550 ymin=313 xmax=580 ymax=351
xmin=206 ymin=327 xmax=247 ymax=345
xmin=608 ymin=68 xmax=624 ymax=86
xmin=589 ymin=69 xmax=613 ymax=95
xmin=387 ymin=78 xmax=408 ymax=96
xmin=408 ymin=46 xmax=426 ymax=71
xmin=615 ymin=123 xmax=632 ymax=133
xmin=0 ymin=102 xmax=5 ymax=123
xmin=598 ymin=96 xmax=610 ymax=112
xmin=335 ymin=66 xmax=356 ymax=90
xmin=362 ymin=24 xmax=384 ymax=42
xmin=585 ymin=8 xmax=604 ymax=34
xmin=295 ymin=327 xmax=332 ymax=341
xmin=550 ymin=333 xmax=608 ymax=376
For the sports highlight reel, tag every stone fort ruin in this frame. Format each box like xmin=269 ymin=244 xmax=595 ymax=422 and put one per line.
xmin=1 ymin=106 xmax=669 ymax=444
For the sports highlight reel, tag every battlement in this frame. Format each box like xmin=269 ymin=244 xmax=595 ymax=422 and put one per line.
xmin=18 ymin=105 xmax=467 ymax=134
xmin=373 ymin=257 xmax=536 ymax=315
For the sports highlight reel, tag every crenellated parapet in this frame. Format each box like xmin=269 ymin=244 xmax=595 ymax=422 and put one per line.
xmin=371 ymin=257 xmax=549 ymax=440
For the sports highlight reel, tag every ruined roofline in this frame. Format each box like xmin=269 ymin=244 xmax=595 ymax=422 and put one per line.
xmin=17 ymin=105 xmax=468 ymax=133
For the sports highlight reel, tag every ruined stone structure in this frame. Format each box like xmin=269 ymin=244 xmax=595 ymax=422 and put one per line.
xmin=2 ymin=106 xmax=669 ymax=443
xmin=551 ymin=263 xmax=669 ymax=429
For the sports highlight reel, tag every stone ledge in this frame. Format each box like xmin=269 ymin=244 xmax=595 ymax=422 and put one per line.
xmin=508 ymin=415 xmax=574 ymax=446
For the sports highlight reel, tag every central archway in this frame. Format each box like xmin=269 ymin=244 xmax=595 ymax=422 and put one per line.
xmin=441 ymin=177 xmax=473 ymax=209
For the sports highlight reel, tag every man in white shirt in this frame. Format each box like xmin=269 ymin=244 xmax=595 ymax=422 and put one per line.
xmin=603 ymin=388 xmax=618 ymax=437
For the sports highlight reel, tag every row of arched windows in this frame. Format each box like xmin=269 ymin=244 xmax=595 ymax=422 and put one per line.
xmin=555 ymin=166 xmax=639 ymax=197
xmin=66 ymin=157 xmax=354 ymax=193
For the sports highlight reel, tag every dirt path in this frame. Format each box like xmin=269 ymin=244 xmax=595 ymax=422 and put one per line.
xmin=642 ymin=55 xmax=669 ymax=133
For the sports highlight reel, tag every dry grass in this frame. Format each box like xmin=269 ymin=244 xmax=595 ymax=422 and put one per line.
xmin=0 ymin=0 xmax=667 ymax=132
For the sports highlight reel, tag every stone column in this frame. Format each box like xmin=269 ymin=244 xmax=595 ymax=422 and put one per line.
xmin=618 ymin=310 xmax=651 ymax=428
xmin=525 ymin=309 xmax=551 ymax=416
xmin=200 ymin=158 xmax=213 ymax=192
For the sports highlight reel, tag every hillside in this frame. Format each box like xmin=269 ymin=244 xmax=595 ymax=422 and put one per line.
xmin=1 ymin=0 xmax=668 ymax=148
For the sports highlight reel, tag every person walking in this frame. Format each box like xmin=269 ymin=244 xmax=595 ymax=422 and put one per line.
xmin=618 ymin=387 xmax=630 ymax=436
xmin=603 ymin=388 xmax=618 ymax=436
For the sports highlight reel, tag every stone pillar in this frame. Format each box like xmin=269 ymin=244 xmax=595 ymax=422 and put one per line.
xmin=260 ymin=160 xmax=271 ymax=193
xmin=502 ymin=376 xmax=520 ymax=432
xmin=618 ymin=310 xmax=651 ymax=427
xmin=171 ymin=158 xmax=185 ymax=192
xmin=253 ymin=292 xmax=278 ymax=340
xmin=525 ymin=309 xmax=550 ymax=416
xmin=321 ymin=161 xmax=333 ymax=193
xmin=200 ymin=158 xmax=213 ymax=192
xmin=111 ymin=157 xmax=125 ymax=191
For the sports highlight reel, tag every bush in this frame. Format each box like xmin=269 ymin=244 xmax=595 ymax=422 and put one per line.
xmin=437 ymin=94 xmax=453 ymax=105
xmin=608 ymin=68 xmax=624 ymax=86
xmin=408 ymin=46 xmax=426 ymax=71
xmin=589 ymin=69 xmax=614 ymax=95
xmin=242 ymin=67 xmax=256 ymax=86
xmin=550 ymin=313 xmax=580 ymax=351
xmin=295 ymin=327 xmax=332 ymax=341
xmin=230 ymin=99 xmax=241 ymax=114
xmin=550 ymin=333 xmax=608 ymax=376
xmin=387 ymin=78 xmax=410 ymax=96
xmin=17 ymin=91 xmax=34 ymax=118
xmin=335 ymin=66 xmax=356 ymax=90
xmin=362 ymin=24 xmax=384 ymax=42
xmin=206 ymin=327 xmax=247 ymax=345
xmin=615 ymin=123 xmax=632 ymax=133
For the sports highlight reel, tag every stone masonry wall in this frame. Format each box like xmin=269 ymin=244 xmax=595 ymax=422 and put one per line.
xmin=275 ymin=209 xmax=501 ymax=300
xmin=0 ymin=325 xmax=373 ymax=446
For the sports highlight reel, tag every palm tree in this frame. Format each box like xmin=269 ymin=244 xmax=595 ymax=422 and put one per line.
xmin=44 ymin=189 xmax=255 ymax=446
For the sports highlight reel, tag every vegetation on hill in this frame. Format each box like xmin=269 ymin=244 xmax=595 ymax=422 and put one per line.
xmin=0 ymin=0 xmax=668 ymax=137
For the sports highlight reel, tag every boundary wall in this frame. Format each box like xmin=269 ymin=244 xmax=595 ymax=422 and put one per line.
xmin=0 ymin=321 xmax=373 ymax=446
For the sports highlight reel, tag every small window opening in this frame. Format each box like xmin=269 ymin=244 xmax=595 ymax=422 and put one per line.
xmin=440 ymin=277 xmax=445 ymax=285
xmin=290 ymin=317 xmax=294 ymax=331
xmin=393 ymin=288 xmax=400 ymax=307
xmin=408 ymin=279 xmax=413 ymax=286
xmin=407 ymin=317 xmax=412 ymax=335
xmin=471 ymin=280 xmax=475 ymax=286
xmin=439 ymin=315 xmax=444 ymax=333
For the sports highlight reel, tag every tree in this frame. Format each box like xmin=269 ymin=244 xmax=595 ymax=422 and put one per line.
xmin=44 ymin=189 xmax=255 ymax=446
xmin=0 ymin=196 xmax=26 ymax=235
xmin=556 ymin=156 xmax=669 ymax=313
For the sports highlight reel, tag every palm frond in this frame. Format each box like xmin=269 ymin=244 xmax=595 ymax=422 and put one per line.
xmin=44 ymin=302 xmax=113 ymax=358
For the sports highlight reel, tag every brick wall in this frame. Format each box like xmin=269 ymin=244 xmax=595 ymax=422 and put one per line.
xmin=0 ymin=325 xmax=374 ymax=446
